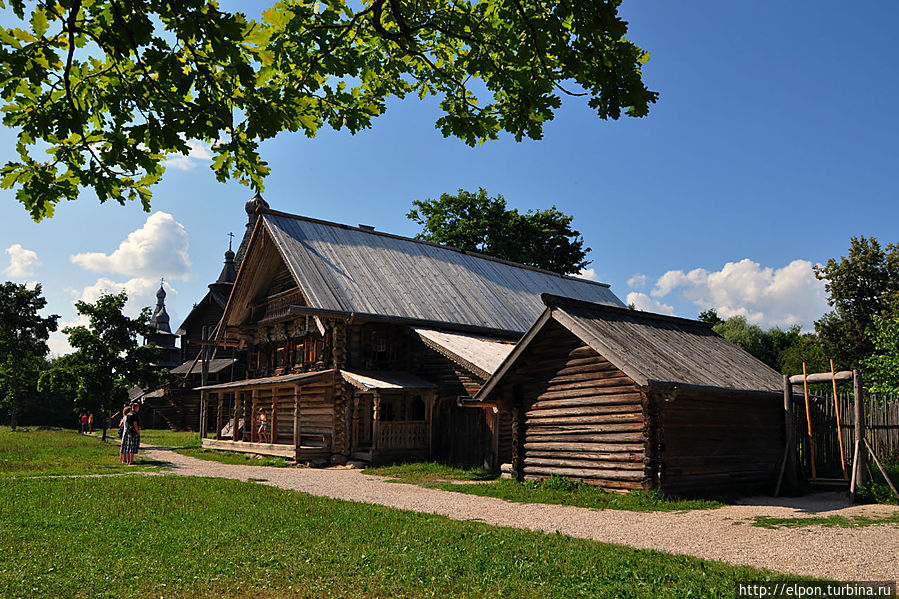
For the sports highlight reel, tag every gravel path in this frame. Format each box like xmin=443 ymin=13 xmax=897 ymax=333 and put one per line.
xmin=144 ymin=446 xmax=899 ymax=581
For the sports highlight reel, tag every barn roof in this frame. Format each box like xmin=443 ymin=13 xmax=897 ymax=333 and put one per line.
xmin=226 ymin=210 xmax=624 ymax=335
xmin=476 ymin=295 xmax=783 ymax=401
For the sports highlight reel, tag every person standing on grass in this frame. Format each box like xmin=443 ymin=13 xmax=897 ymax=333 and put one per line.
xmin=79 ymin=413 xmax=88 ymax=434
xmin=88 ymin=413 xmax=93 ymax=433
xmin=120 ymin=402 xmax=141 ymax=465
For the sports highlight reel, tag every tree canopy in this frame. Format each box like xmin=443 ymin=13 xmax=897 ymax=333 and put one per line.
xmin=814 ymin=236 xmax=899 ymax=369
xmin=40 ymin=291 xmax=163 ymax=437
xmin=407 ymin=187 xmax=590 ymax=274
xmin=0 ymin=0 xmax=656 ymax=221
xmin=0 ymin=281 xmax=59 ymax=429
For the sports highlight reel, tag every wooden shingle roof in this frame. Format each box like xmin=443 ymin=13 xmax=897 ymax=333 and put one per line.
xmin=257 ymin=211 xmax=624 ymax=334
xmin=476 ymin=295 xmax=783 ymax=401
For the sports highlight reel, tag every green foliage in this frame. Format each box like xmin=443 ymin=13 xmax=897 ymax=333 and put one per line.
xmin=39 ymin=291 xmax=164 ymax=429
xmin=0 ymin=282 xmax=58 ymax=429
xmin=407 ymin=188 xmax=591 ymax=274
xmin=752 ymin=512 xmax=899 ymax=529
xmin=0 ymin=0 xmax=657 ymax=221
xmin=697 ymin=308 xmax=723 ymax=326
xmin=710 ymin=315 xmax=827 ymax=375
xmin=814 ymin=236 xmax=899 ymax=369
xmin=863 ymin=315 xmax=899 ymax=396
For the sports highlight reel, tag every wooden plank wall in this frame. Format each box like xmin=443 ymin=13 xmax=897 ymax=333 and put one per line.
xmin=296 ymin=378 xmax=334 ymax=461
xmin=513 ymin=322 xmax=649 ymax=491
xmin=658 ymin=393 xmax=782 ymax=495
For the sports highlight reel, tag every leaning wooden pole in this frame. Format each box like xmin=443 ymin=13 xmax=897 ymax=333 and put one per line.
xmin=853 ymin=370 xmax=867 ymax=490
xmin=802 ymin=363 xmax=816 ymax=479
xmin=830 ymin=359 xmax=847 ymax=479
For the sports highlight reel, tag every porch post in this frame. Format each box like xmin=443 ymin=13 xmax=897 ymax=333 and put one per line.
xmin=293 ymin=384 xmax=301 ymax=461
xmin=351 ymin=391 xmax=360 ymax=454
xmin=271 ymin=390 xmax=278 ymax=445
xmin=425 ymin=391 xmax=436 ymax=458
xmin=372 ymin=390 xmax=382 ymax=455
xmin=250 ymin=389 xmax=259 ymax=443
xmin=215 ymin=393 xmax=223 ymax=440
xmin=233 ymin=393 xmax=241 ymax=443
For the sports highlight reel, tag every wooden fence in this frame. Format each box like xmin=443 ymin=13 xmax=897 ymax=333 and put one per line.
xmin=793 ymin=391 xmax=899 ymax=479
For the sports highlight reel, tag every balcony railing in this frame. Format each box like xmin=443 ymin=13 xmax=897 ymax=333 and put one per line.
xmin=375 ymin=421 xmax=427 ymax=450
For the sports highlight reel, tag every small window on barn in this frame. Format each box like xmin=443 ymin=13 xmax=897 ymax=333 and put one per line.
xmin=408 ymin=396 xmax=425 ymax=421
xmin=380 ymin=400 xmax=395 ymax=422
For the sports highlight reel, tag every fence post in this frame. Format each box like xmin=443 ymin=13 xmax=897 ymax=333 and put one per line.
xmin=777 ymin=375 xmax=798 ymax=495
xmin=853 ymin=369 xmax=867 ymax=490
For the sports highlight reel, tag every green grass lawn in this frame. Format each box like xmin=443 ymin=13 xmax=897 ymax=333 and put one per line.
xmin=0 ymin=427 xmax=164 ymax=477
xmin=176 ymin=446 xmax=292 ymax=467
xmin=752 ymin=513 xmax=899 ymax=529
xmin=138 ymin=429 xmax=203 ymax=449
xmin=363 ymin=462 xmax=722 ymax=512
xmin=0 ymin=475 xmax=793 ymax=599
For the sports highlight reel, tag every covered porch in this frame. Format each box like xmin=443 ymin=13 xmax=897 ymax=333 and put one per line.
xmin=197 ymin=369 xmax=337 ymax=462
xmin=341 ymin=371 xmax=437 ymax=464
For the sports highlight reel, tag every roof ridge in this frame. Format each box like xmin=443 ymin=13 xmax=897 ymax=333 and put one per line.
xmin=541 ymin=293 xmax=714 ymax=330
xmin=260 ymin=207 xmax=611 ymax=288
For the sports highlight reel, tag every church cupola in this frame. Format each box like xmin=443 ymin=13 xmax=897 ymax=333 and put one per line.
xmin=150 ymin=280 xmax=172 ymax=334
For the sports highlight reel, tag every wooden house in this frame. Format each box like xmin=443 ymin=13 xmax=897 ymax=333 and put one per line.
xmin=469 ymin=294 xmax=785 ymax=495
xmin=198 ymin=203 xmax=625 ymax=466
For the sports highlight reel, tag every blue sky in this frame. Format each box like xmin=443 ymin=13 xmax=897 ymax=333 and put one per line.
xmin=1 ymin=1 xmax=897 ymax=355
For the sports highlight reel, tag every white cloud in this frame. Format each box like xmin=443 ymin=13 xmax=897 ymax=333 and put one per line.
xmin=76 ymin=277 xmax=177 ymax=318
xmin=626 ymin=292 xmax=675 ymax=315
xmin=577 ymin=267 xmax=602 ymax=282
xmin=627 ymin=273 xmax=647 ymax=289
xmin=648 ymin=258 xmax=828 ymax=330
xmin=70 ymin=212 xmax=191 ymax=281
xmin=4 ymin=244 xmax=41 ymax=278
xmin=164 ymin=140 xmax=213 ymax=171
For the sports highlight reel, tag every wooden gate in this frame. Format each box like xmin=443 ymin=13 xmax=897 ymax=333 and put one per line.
xmin=793 ymin=391 xmax=899 ymax=479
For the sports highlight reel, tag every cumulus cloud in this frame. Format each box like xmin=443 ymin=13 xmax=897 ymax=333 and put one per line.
xmin=577 ymin=267 xmax=602 ymax=282
xmin=626 ymin=292 xmax=675 ymax=315
xmin=164 ymin=140 xmax=213 ymax=171
xmin=627 ymin=273 xmax=648 ymax=289
xmin=648 ymin=258 xmax=828 ymax=330
xmin=76 ymin=277 xmax=177 ymax=317
xmin=70 ymin=212 xmax=191 ymax=281
xmin=4 ymin=244 xmax=41 ymax=278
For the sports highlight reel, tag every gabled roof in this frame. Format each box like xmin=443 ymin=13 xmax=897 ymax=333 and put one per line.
xmin=413 ymin=328 xmax=516 ymax=380
xmin=169 ymin=358 xmax=237 ymax=376
xmin=224 ymin=210 xmax=624 ymax=335
xmin=475 ymin=295 xmax=783 ymax=401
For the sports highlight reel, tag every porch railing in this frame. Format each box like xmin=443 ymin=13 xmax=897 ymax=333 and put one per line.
xmin=375 ymin=421 xmax=427 ymax=450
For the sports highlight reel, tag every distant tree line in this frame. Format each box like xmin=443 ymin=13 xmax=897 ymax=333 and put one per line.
xmin=699 ymin=237 xmax=899 ymax=394
xmin=0 ymin=285 xmax=162 ymax=431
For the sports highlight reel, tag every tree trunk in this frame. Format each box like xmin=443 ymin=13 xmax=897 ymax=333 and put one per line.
xmin=9 ymin=372 xmax=18 ymax=431
xmin=102 ymin=426 xmax=108 ymax=442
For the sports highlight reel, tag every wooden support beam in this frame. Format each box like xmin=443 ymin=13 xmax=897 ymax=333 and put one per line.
xmin=215 ymin=394 xmax=223 ymax=440
xmin=251 ymin=388 xmax=259 ymax=443
xmin=788 ymin=370 xmax=853 ymax=385
xmin=802 ymin=363 xmax=816 ymax=479
xmin=233 ymin=393 xmax=240 ymax=442
xmin=293 ymin=384 xmax=300 ymax=459
xmin=775 ymin=375 xmax=797 ymax=496
xmin=831 ymin=360 xmax=847 ymax=479
xmin=853 ymin=370 xmax=867 ymax=490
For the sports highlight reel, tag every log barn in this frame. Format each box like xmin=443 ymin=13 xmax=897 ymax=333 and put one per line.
xmin=197 ymin=200 xmax=625 ymax=466
xmin=470 ymin=294 xmax=785 ymax=494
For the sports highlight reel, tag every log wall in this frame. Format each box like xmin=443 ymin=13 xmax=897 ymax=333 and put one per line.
xmin=511 ymin=321 xmax=650 ymax=492
xmin=657 ymin=392 xmax=783 ymax=495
